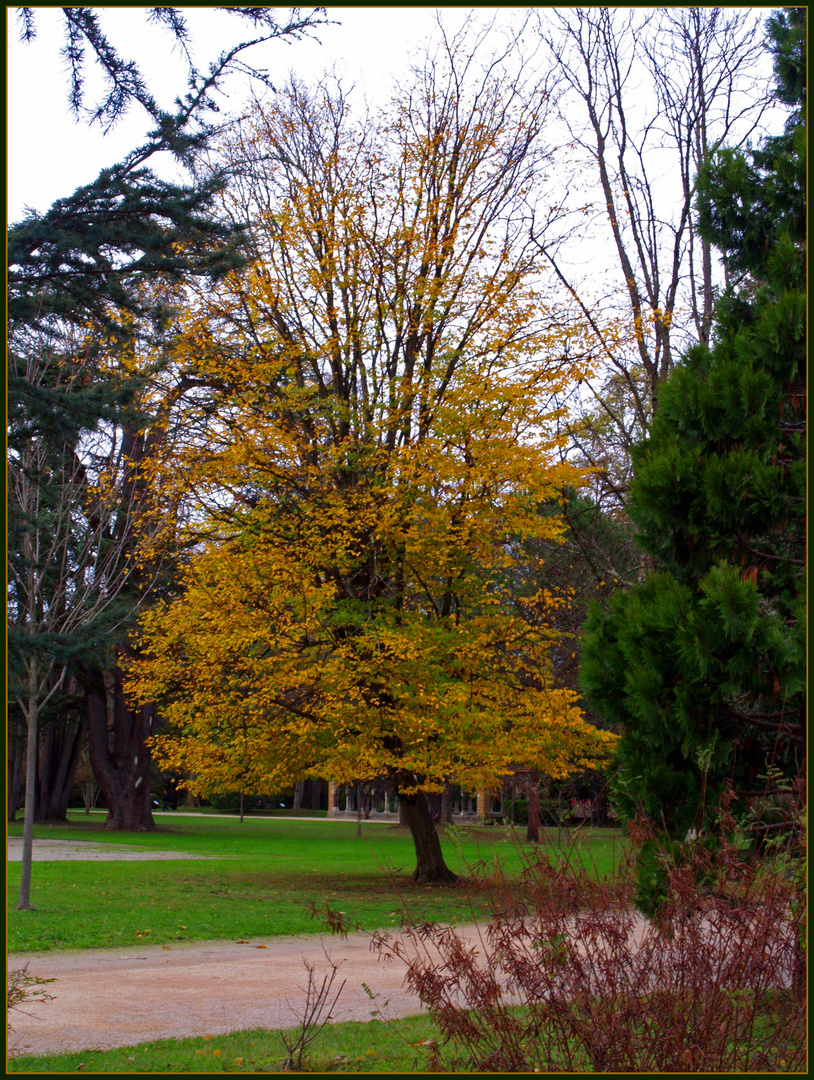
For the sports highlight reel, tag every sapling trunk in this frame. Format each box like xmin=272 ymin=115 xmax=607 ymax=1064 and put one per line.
xmin=17 ymin=657 xmax=66 ymax=910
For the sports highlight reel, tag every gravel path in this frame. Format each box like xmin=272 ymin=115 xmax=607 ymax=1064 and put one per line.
xmin=6 ymin=838 xmax=210 ymax=861
xmin=6 ymin=838 xmax=438 ymax=1057
xmin=7 ymin=929 xmax=439 ymax=1057
xmin=8 ymin=837 xmax=799 ymax=1064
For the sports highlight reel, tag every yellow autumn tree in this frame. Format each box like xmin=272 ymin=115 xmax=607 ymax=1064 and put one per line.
xmin=128 ymin=30 xmax=617 ymax=881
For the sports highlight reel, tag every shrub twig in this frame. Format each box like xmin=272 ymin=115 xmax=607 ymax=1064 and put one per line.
xmin=279 ymin=949 xmax=346 ymax=1072
xmin=369 ymin=788 xmax=806 ymax=1073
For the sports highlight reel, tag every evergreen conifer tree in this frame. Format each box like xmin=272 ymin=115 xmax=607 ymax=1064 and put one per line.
xmin=579 ymin=9 xmax=805 ymax=851
xmin=8 ymin=7 xmax=328 ymax=905
xmin=7 ymin=166 xmax=248 ymax=909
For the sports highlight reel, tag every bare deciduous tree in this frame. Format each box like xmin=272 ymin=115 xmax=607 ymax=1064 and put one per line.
xmin=537 ymin=7 xmax=775 ymax=507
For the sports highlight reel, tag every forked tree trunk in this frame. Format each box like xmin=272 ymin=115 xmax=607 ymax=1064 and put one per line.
xmin=84 ymin=666 xmax=156 ymax=832
xmin=393 ymin=782 xmax=458 ymax=884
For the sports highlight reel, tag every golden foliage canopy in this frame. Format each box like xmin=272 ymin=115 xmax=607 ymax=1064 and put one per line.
xmin=127 ymin=49 xmax=617 ymax=797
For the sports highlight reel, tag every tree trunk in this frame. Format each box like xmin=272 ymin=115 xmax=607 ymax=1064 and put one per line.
xmin=50 ymin=716 xmax=84 ymax=821
xmin=8 ymin=736 xmax=24 ymax=823
xmin=84 ymin=665 xmax=156 ymax=832
xmin=18 ymin=655 xmax=67 ymax=908
xmin=440 ymin=781 xmax=454 ymax=825
xmin=293 ymin=780 xmax=305 ymax=809
xmin=310 ymin=779 xmax=323 ymax=811
xmin=393 ymin=781 xmax=458 ymax=884
xmin=591 ymin=790 xmax=608 ymax=826
xmin=81 ymin=775 xmax=99 ymax=814
xmin=35 ymin=713 xmax=84 ymax=823
xmin=36 ymin=717 xmax=54 ymax=821
xmin=526 ymin=768 xmax=541 ymax=844
xmin=17 ymin=658 xmax=41 ymax=910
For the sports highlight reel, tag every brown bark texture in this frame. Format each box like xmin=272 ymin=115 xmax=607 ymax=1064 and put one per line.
xmin=35 ymin=712 xmax=84 ymax=823
xmin=7 ymin=737 xmax=24 ymax=823
xmin=526 ymin=768 xmax=541 ymax=843
xmin=392 ymin=780 xmax=458 ymax=884
xmin=440 ymin=782 xmax=454 ymax=825
xmin=84 ymin=665 xmax=156 ymax=832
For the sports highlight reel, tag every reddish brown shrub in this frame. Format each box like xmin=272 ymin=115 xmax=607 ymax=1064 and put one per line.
xmin=371 ymin=803 xmax=805 ymax=1072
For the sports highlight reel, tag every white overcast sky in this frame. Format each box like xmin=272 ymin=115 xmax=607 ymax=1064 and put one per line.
xmin=7 ymin=6 xmax=524 ymax=223
xmin=7 ymin=2 xmax=783 ymax=331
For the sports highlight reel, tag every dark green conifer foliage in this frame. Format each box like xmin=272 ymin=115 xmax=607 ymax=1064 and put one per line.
xmin=580 ymin=8 xmax=806 ymax=842
xmin=7 ymin=7 xmax=331 ymax=682
xmin=7 ymin=160 xmax=245 ymax=665
xmin=8 ymin=8 xmax=328 ymax=869
xmin=15 ymin=7 xmax=327 ymax=136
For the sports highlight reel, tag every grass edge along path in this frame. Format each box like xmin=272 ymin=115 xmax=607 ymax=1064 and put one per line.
xmin=7 ymin=1014 xmax=447 ymax=1073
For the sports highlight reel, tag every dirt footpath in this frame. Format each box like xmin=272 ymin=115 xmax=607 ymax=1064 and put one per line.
xmin=7 ymin=930 xmax=439 ymax=1058
xmin=6 ymin=838 xmax=211 ymax=861
xmin=8 ymin=837 xmax=441 ymax=1057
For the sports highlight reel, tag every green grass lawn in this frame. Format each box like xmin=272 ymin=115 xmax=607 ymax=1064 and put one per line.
xmin=7 ymin=1014 xmax=449 ymax=1073
xmin=7 ymin=814 xmax=626 ymax=954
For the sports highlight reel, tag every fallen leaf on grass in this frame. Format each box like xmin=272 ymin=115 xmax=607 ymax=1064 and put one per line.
xmin=255 ymin=945 xmax=267 ymax=949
